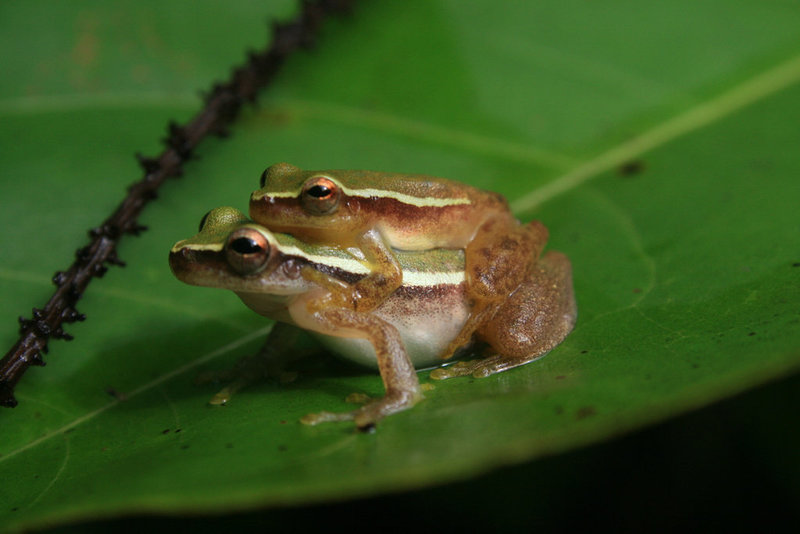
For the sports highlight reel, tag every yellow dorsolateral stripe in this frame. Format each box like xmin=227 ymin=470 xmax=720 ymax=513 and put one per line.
xmin=170 ymin=241 xmax=224 ymax=253
xmin=175 ymin=232 xmax=466 ymax=288
xmin=253 ymin=177 xmax=472 ymax=208
xmin=264 ymin=240 xmax=466 ymax=286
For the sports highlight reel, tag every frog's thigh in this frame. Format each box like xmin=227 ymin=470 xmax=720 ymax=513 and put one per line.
xmin=438 ymin=220 xmax=548 ymax=359
xmin=465 ymin=219 xmax=547 ymax=300
xmin=433 ymin=251 xmax=575 ymax=379
xmin=481 ymin=250 xmax=575 ymax=358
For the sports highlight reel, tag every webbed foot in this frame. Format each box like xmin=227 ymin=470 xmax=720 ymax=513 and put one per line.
xmin=430 ymin=353 xmax=546 ymax=380
xmin=195 ymin=353 xmax=273 ymax=405
xmin=300 ymin=390 xmax=422 ymax=431
xmin=196 ymin=323 xmax=304 ymax=405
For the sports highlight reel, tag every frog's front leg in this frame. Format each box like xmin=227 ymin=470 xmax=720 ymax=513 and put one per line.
xmin=290 ymin=296 xmax=422 ymax=430
xmin=351 ymin=229 xmax=404 ymax=311
xmin=438 ymin=219 xmax=548 ymax=360
xmin=432 ymin=250 xmax=576 ymax=379
xmin=300 ymin=229 xmax=402 ymax=313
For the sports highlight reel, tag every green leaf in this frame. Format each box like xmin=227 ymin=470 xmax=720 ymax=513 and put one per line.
xmin=1 ymin=0 xmax=799 ymax=531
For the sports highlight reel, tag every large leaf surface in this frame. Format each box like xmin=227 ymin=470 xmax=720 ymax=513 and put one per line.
xmin=1 ymin=1 xmax=799 ymax=531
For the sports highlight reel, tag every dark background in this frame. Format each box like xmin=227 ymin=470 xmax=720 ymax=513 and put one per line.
xmin=48 ymin=368 xmax=800 ymax=533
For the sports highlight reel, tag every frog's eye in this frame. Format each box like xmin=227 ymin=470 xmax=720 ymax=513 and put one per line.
xmin=198 ymin=210 xmax=212 ymax=232
xmin=300 ymin=176 xmax=341 ymax=215
xmin=225 ymin=228 xmax=270 ymax=275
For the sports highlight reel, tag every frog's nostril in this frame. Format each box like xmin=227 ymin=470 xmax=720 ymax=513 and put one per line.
xmin=170 ymin=247 xmax=192 ymax=262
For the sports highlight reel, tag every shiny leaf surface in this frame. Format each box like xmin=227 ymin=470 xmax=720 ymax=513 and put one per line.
xmin=1 ymin=1 xmax=799 ymax=531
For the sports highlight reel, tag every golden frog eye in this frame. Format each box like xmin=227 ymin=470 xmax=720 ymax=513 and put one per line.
xmin=300 ymin=176 xmax=340 ymax=215
xmin=225 ymin=228 xmax=270 ymax=275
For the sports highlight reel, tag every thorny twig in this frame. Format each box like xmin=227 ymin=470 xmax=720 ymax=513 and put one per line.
xmin=0 ymin=0 xmax=355 ymax=407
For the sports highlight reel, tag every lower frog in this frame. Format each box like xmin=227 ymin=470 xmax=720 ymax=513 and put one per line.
xmin=169 ymin=207 xmax=576 ymax=429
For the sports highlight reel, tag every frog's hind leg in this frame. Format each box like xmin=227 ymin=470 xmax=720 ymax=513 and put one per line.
xmin=438 ymin=219 xmax=548 ymax=360
xmin=431 ymin=250 xmax=576 ymax=380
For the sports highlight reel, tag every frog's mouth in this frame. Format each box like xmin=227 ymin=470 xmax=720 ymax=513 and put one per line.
xmin=233 ymin=290 xmax=292 ymax=319
xmin=169 ymin=246 xmax=231 ymax=288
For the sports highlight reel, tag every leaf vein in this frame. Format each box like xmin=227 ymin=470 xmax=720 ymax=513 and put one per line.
xmin=25 ymin=436 xmax=71 ymax=510
xmin=0 ymin=326 xmax=271 ymax=463
xmin=511 ymin=53 xmax=800 ymax=214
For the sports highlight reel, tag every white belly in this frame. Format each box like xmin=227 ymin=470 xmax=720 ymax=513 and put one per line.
xmin=309 ymin=285 xmax=469 ymax=369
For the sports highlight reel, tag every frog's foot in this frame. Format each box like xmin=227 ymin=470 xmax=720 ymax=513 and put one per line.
xmin=208 ymin=384 xmax=242 ymax=406
xmin=203 ymin=371 xmax=298 ymax=406
xmin=198 ymin=354 xmax=271 ymax=406
xmin=431 ymin=353 xmax=547 ymax=380
xmin=197 ymin=348 xmax=299 ymax=405
xmin=300 ymin=390 xmax=422 ymax=431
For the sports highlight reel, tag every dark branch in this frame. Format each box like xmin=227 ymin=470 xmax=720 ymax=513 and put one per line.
xmin=0 ymin=0 xmax=355 ymax=408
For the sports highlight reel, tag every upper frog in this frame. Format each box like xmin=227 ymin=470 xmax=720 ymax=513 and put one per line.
xmin=250 ymin=162 xmax=509 ymax=250
xmin=249 ymin=163 xmax=552 ymax=360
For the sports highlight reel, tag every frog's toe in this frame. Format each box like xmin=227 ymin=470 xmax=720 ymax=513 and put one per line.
xmin=198 ymin=349 xmax=293 ymax=404
xmin=208 ymin=387 xmax=234 ymax=406
xmin=301 ymin=391 xmax=420 ymax=430
xmin=208 ymin=379 xmax=250 ymax=405
xmin=300 ymin=410 xmax=355 ymax=426
xmin=431 ymin=355 xmax=530 ymax=380
xmin=201 ymin=360 xmax=267 ymax=404
xmin=430 ymin=361 xmax=475 ymax=380
xmin=299 ymin=408 xmax=377 ymax=433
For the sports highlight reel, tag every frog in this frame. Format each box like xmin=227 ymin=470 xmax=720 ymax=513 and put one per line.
xmin=169 ymin=207 xmax=576 ymax=429
xmin=249 ymin=163 xmax=550 ymax=361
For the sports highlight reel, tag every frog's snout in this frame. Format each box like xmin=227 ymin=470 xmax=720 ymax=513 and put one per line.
xmin=168 ymin=245 xmax=198 ymax=280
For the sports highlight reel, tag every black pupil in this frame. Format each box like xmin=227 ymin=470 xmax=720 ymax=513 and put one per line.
xmin=231 ymin=237 xmax=262 ymax=255
xmin=306 ymin=185 xmax=331 ymax=198
xmin=259 ymin=169 xmax=268 ymax=188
